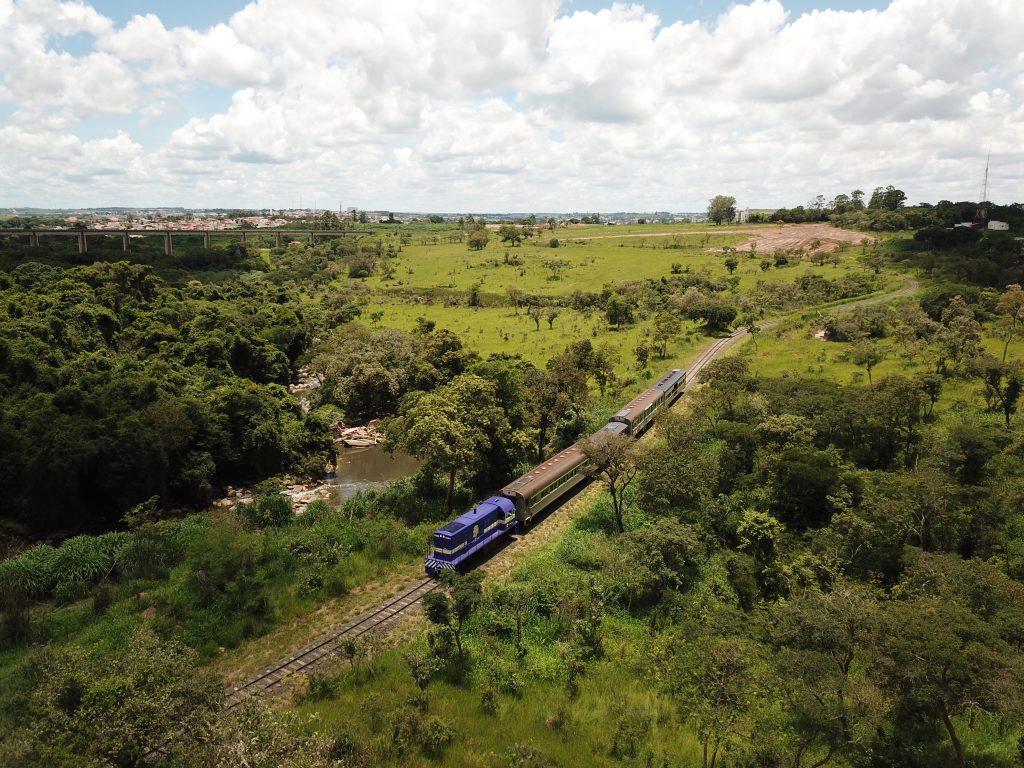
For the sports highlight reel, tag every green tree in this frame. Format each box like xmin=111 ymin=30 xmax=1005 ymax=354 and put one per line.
xmin=605 ymin=294 xmax=634 ymax=327
xmin=498 ymin=224 xmax=524 ymax=246
xmin=850 ymin=341 xmax=884 ymax=385
xmin=694 ymin=357 xmax=751 ymax=426
xmin=867 ymin=185 xmax=906 ymax=211
xmin=996 ymin=283 xmax=1024 ymax=361
xmin=389 ymin=374 xmax=509 ymax=512
xmin=668 ymin=634 xmax=760 ymax=768
xmin=651 ymin=311 xmax=680 ymax=358
xmin=636 ymin=410 xmax=719 ymax=514
xmin=423 ymin=570 xmax=484 ymax=667
xmin=467 ymin=228 xmax=489 ymax=251
xmin=724 ymin=255 xmax=739 ymax=274
xmin=876 ymin=553 xmax=1024 ymax=768
xmin=616 ymin=519 xmax=706 ymax=609
xmin=934 ymin=295 xmax=981 ymax=374
xmin=707 ymin=195 xmax=738 ymax=225
xmin=545 ymin=307 xmax=560 ymax=329
xmin=0 ymin=626 xmax=221 ymax=767
xmin=316 ymin=210 xmax=343 ymax=230
xmin=526 ymin=354 xmax=588 ymax=460
xmin=634 ymin=342 xmax=650 ymax=371
xmin=915 ymin=372 xmax=943 ymax=418
xmin=767 ymin=581 xmax=883 ymax=766
xmin=687 ymin=295 xmax=737 ymax=332
xmin=970 ymin=354 xmax=1024 ymax=427
xmin=583 ymin=433 xmax=638 ymax=533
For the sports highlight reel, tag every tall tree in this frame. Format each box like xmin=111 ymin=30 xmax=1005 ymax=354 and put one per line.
xmin=652 ymin=311 xmax=680 ymax=358
xmin=876 ymin=553 xmax=1024 ymax=768
xmin=583 ymin=433 xmax=639 ymax=533
xmin=767 ymin=581 xmax=883 ymax=767
xmin=422 ymin=570 xmax=484 ymax=667
xmin=850 ymin=341 xmax=885 ymax=385
xmin=668 ymin=633 xmax=760 ymax=768
xmin=995 ymin=283 xmax=1024 ymax=361
xmin=707 ymin=195 xmax=738 ymax=225
xmin=388 ymin=374 xmax=509 ymax=512
xmin=970 ymin=354 xmax=1023 ymax=428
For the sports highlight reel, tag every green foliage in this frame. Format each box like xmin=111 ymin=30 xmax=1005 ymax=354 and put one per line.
xmin=0 ymin=260 xmax=333 ymax=532
xmin=0 ymin=626 xmax=222 ymax=767
xmin=707 ymin=195 xmax=737 ymax=225
xmin=237 ymin=480 xmax=293 ymax=528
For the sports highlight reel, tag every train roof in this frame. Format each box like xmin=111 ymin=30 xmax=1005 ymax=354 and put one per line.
xmin=612 ymin=386 xmax=663 ymax=423
xmin=501 ymin=442 xmax=588 ymax=500
xmin=598 ymin=420 xmax=629 ymax=436
xmin=435 ymin=496 xmax=515 ymax=536
xmin=653 ymin=369 xmax=686 ymax=391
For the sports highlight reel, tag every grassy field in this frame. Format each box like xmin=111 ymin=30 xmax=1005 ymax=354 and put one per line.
xmin=318 ymin=223 xmax=908 ymax=384
xmin=361 ymin=301 xmax=709 ymax=374
xmin=367 ymin=226 xmax=881 ymax=298
xmin=738 ymin=309 xmax=1024 ymax=424
xmin=298 ymin=629 xmax=702 ymax=768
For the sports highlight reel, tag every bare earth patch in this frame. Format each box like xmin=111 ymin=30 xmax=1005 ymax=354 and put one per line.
xmin=722 ymin=222 xmax=875 ymax=253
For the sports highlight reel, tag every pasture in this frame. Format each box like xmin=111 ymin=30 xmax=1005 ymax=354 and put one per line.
xmin=367 ymin=222 xmax=880 ymax=298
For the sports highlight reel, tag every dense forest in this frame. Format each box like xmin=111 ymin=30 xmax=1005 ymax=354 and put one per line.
xmin=1 ymin=210 xmax=1023 ymax=767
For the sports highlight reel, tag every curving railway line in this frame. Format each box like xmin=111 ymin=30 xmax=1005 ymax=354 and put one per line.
xmin=219 ymin=280 xmax=917 ymax=710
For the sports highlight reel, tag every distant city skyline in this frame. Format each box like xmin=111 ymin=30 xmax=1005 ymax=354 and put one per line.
xmin=1 ymin=0 xmax=1021 ymax=210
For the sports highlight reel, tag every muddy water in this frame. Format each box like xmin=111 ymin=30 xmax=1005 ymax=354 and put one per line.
xmin=329 ymin=445 xmax=421 ymax=503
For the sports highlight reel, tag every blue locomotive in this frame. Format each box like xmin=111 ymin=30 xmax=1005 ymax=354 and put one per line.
xmin=425 ymin=369 xmax=687 ymax=575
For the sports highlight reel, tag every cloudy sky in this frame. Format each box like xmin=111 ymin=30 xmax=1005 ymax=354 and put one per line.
xmin=1 ymin=0 xmax=1021 ymax=212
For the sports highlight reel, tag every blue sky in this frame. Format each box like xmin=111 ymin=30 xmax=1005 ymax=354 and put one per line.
xmin=1 ymin=0 xmax=1021 ymax=210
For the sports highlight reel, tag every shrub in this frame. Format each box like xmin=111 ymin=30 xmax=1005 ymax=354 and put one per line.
xmin=507 ymin=742 xmax=552 ymax=768
xmin=549 ymin=238 xmax=559 ymax=248
xmin=238 ymin=482 xmax=293 ymax=528
xmin=305 ymin=671 xmax=338 ymax=702
xmin=91 ymin=583 xmax=116 ymax=615
xmin=481 ymin=686 xmax=498 ymax=713
xmin=420 ymin=716 xmax=455 ymax=757
xmin=0 ymin=545 xmax=58 ymax=603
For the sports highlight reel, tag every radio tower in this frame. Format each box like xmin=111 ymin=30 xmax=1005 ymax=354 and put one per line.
xmin=977 ymin=150 xmax=991 ymax=223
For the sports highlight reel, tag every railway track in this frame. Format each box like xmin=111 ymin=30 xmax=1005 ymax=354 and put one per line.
xmin=222 ymin=577 xmax=438 ymax=710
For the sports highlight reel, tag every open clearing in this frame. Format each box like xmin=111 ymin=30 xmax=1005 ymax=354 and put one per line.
xmin=724 ymin=221 xmax=875 ymax=253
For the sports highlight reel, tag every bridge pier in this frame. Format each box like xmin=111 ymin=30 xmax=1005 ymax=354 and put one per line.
xmin=77 ymin=231 xmax=87 ymax=254
xmin=240 ymin=231 xmax=247 ymax=245
xmin=203 ymin=231 xmax=210 ymax=248
xmin=308 ymin=231 xmax=314 ymax=244
xmin=122 ymin=231 xmax=130 ymax=252
xmin=275 ymin=232 xmax=283 ymax=248
xmin=163 ymin=231 xmax=172 ymax=256
xmin=30 ymin=231 xmax=39 ymax=247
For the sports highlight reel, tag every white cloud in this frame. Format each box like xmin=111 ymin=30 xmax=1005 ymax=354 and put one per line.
xmin=0 ymin=0 xmax=1022 ymax=208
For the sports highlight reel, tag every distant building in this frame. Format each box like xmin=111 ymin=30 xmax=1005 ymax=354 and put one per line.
xmin=988 ymin=220 xmax=1009 ymax=231
xmin=737 ymin=208 xmax=777 ymax=223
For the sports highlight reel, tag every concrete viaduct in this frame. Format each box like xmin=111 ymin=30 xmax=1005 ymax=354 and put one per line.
xmin=0 ymin=228 xmax=371 ymax=255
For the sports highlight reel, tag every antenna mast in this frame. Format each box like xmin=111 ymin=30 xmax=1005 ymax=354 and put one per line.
xmin=981 ymin=150 xmax=990 ymax=204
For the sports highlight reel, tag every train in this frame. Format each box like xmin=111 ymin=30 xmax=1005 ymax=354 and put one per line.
xmin=425 ymin=368 xmax=687 ymax=575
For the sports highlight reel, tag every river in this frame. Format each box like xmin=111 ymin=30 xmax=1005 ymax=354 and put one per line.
xmin=328 ymin=444 xmax=421 ymax=503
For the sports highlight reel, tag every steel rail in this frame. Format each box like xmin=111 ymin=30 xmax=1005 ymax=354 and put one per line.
xmin=222 ymin=577 xmax=438 ymax=710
